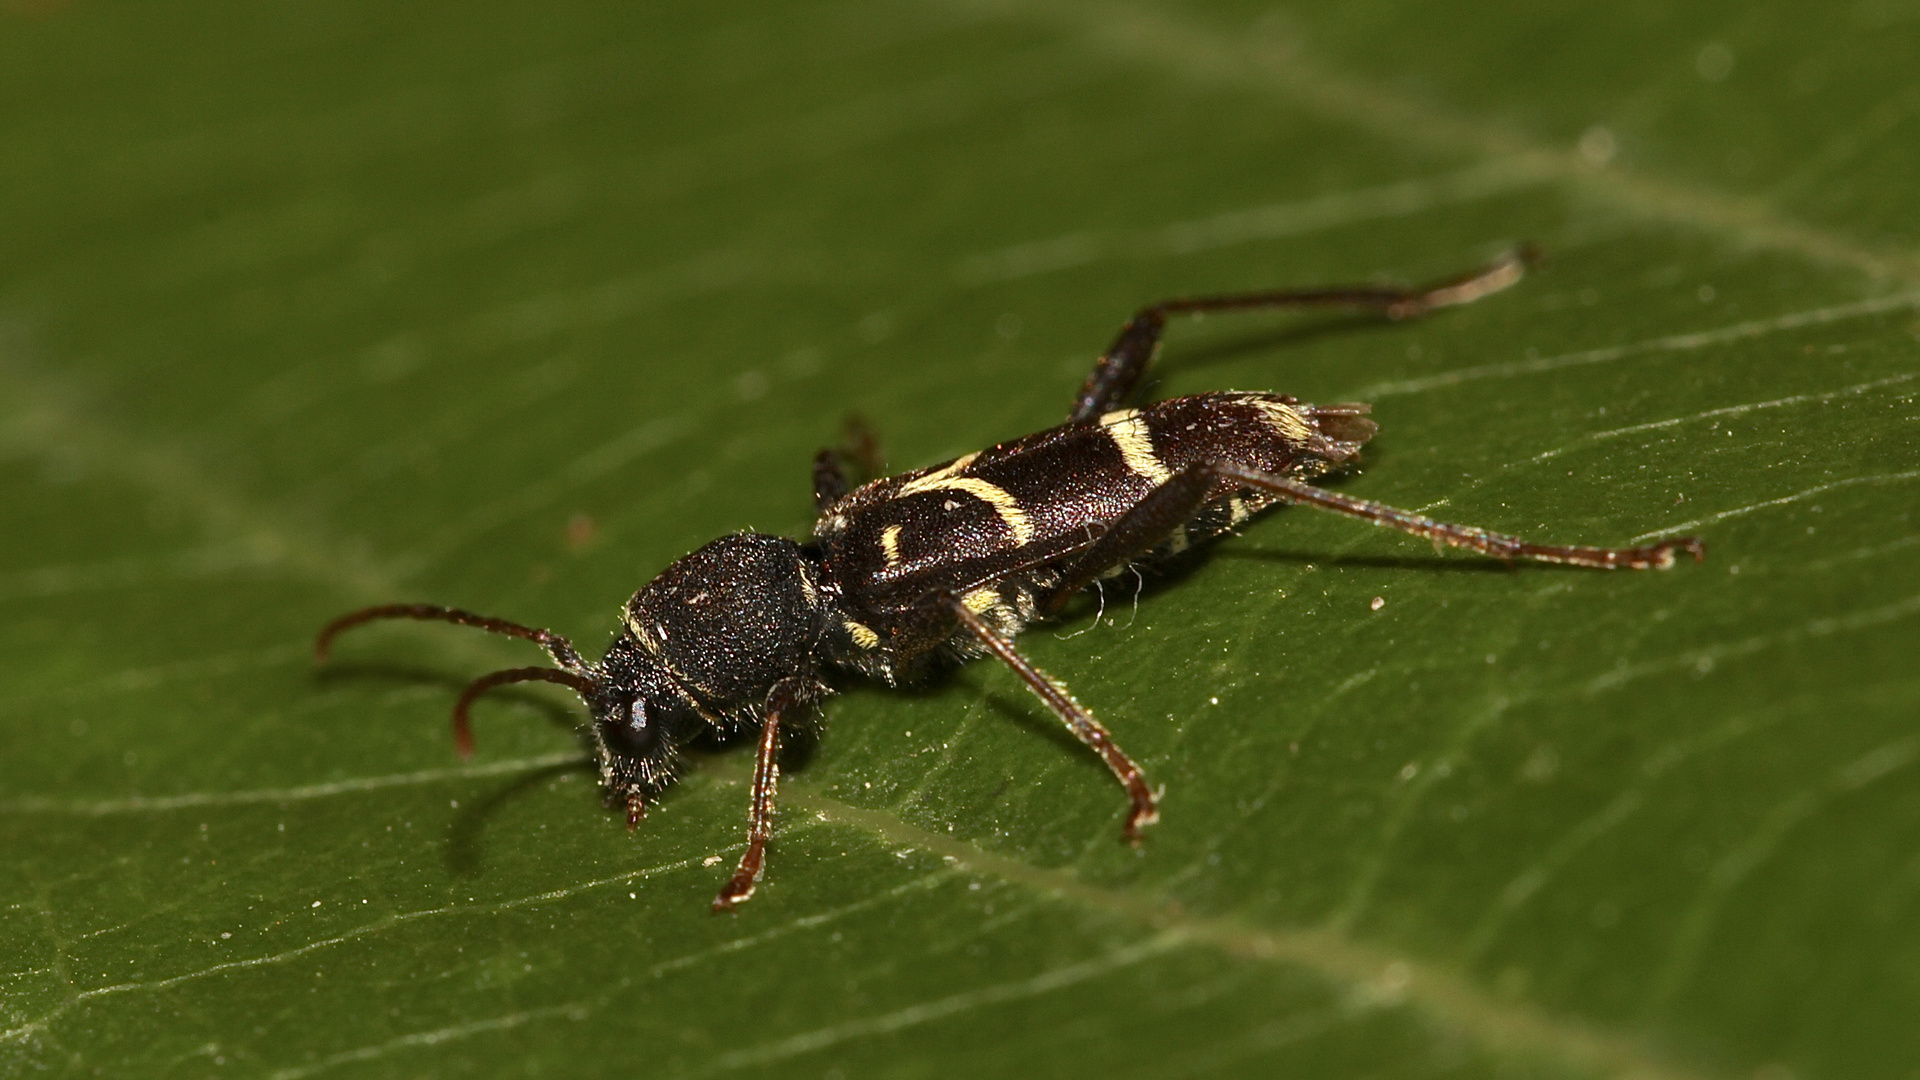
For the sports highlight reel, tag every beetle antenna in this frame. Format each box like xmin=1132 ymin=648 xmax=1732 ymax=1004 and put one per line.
xmin=314 ymin=603 xmax=593 ymax=675
xmin=451 ymin=666 xmax=601 ymax=757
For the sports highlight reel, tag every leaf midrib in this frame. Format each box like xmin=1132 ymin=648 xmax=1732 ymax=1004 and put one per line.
xmin=0 ymin=747 xmax=1717 ymax=1080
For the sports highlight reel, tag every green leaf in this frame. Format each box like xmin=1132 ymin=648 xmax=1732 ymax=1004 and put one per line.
xmin=4 ymin=1 xmax=1916 ymax=1077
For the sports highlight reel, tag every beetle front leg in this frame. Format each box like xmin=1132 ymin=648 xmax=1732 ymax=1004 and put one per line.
xmin=713 ymin=680 xmax=816 ymax=912
xmin=712 ymin=711 xmax=784 ymax=911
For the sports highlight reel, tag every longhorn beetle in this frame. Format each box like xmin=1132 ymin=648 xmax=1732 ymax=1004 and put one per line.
xmin=316 ymin=251 xmax=1705 ymax=911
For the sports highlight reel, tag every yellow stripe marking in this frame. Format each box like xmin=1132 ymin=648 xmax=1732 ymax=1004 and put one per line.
xmin=962 ymin=587 xmax=1000 ymax=613
xmin=897 ymin=451 xmax=979 ymax=493
xmin=1099 ymin=408 xmax=1171 ymax=485
xmin=844 ymin=620 xmax=880 ymax=649
xmin=898 ymin=455 xmax=1033 ymax=546
xmin=623 ymin=613 xmax=663 ymax=655
xmin=1249 ymin=398 xmax=1314 ymax=443
xmin=879 ymin=524 xmax=904 ymax=566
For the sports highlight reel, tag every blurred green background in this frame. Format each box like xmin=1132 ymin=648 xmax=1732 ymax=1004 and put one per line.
xmin=3 ymin=1 xmax=1917 ymax=1077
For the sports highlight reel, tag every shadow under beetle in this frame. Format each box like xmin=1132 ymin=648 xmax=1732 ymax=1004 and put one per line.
xmin=316 ymin=251 xmax=1705 ymax=911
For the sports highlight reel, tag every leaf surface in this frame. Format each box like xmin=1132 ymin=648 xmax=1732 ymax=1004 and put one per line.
xmin=3 ymin=2 xmax=1917 ymax=1077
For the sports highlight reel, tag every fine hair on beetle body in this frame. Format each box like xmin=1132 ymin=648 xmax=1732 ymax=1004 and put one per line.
xmin=315 ymin=249 xmax=1705 ymax=912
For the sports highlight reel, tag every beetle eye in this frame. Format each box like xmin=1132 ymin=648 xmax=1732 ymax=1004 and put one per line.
xmin=601 ymin=698 xmax=659 ymax=758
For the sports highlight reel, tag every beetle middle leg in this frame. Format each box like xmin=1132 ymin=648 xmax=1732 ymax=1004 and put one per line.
xmin=945 ymin=595 xmax=1160 ymax=842
xmin=1069 ymin=249 xmax=1536 ymax=423
xmin=813 ymin=415 xmax=886 ymax=510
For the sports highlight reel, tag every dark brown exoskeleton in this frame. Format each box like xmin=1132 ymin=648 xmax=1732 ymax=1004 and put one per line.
xmin=315 ymin=251 xmax=1704 ymax=911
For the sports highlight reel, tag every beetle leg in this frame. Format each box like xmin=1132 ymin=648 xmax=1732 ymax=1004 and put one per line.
xmin=813 ymin=415 xmax=885 ymax=509
xmin=1068 ymin=249 xmax=1536 ymax=423
xmin=946 ymin=596 xmax=1159 ymax=842
xmin=712 ymin=679 xmax=815 ymax=911
xmin=812 ymin=449 xmax=852 ymax=510
xmin=1040 ymin=463 xmax=1218 ymax=616
xmin=1208 ymin=462 xmax=1704 ymax=569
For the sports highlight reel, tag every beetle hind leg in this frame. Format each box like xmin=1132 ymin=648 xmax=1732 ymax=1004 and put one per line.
xmin=1040 ymin=463 xmax=1218 ymax=617
xmin=1045 ymin=449 xmax=1702 ymax=624
xmin=1068 ymin=249 xmax=1538 ymax=423
xmin=1205 ymin=462 xmax=1704 ymax=570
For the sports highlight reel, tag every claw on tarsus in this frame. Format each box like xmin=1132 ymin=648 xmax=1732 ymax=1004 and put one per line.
xmin=712 ymin=873 xmax=756 ymax=913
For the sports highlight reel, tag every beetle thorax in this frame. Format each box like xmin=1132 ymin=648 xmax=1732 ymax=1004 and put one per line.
xmin=619 ymin=532 xmax=827 ymax=714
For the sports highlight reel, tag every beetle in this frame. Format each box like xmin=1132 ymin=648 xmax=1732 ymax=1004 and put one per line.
xmin=316 ymin=250 xmax=1704 ymax=911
